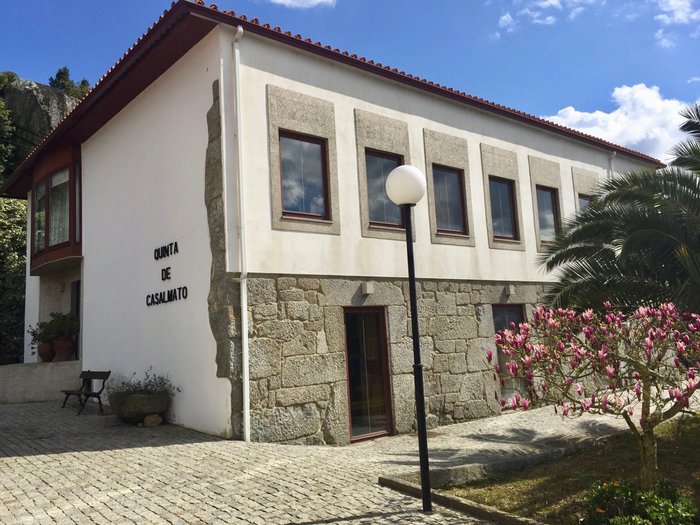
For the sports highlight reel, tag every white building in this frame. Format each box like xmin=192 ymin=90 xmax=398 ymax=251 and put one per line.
xmin=0 ymin=0 xmax=659 ymax=444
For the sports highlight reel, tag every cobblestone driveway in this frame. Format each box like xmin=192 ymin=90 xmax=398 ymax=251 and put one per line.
xmin=0 ymin=402 xmax=493 ymax=524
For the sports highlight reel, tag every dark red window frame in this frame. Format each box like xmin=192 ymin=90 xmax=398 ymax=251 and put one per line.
xmin=433 ymin=163 xmax=468 ymax=235
xmin=279 ymin=129 xmax=331 ymax=221
xmin=365 ymin=148 xmax=404 ymax=229
xmin=489 ymin=176 xmax=519 ymax=241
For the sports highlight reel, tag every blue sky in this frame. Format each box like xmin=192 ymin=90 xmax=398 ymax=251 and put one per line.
xmin=1 ymin=0 xmax=699 ymax=161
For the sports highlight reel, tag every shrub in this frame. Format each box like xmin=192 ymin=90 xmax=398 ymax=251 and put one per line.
xmin=107 ymin=366 xmax=180 ymax=397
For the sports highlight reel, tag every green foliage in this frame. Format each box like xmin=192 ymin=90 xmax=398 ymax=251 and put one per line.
xmin=541 ymin=102 xmax=700 ymax=312
xmin=48 ymin=66 xmax=90 ymax=99
xmin=585 ymin=480 xmax=697 ymax=525
xmin=107 ymin=366 xmax=181 ymax=397
xmin=28 ymin=312 xmax=80 ymax=347
xmin=0 ymin=71 xmax=19 ymax=93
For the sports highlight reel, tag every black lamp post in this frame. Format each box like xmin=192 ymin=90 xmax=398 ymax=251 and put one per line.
xmin=386 ymin=165 xmax=432 ymax=512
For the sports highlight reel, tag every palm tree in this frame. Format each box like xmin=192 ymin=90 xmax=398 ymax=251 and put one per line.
xmin=541 ymin=102 xmax=700 ymax=312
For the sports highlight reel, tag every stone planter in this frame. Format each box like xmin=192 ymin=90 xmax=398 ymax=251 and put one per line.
xmin=108 ymin=391 xmax=171 ymax=424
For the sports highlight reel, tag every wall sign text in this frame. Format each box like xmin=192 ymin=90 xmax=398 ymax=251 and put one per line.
xmin=146 ymin=241 xmax=189 ymax=307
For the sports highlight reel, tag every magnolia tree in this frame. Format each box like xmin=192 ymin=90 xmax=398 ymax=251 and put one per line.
xmin=489 ymin=303 xmax=700 ymax=491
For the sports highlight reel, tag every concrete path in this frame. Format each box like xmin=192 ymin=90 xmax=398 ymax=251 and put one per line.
xmin=0 ymin=402 xmax=628 ymax=524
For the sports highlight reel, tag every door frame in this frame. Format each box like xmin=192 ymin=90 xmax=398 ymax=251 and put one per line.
xmin=343 ymin=306 xmax=394 ymax=443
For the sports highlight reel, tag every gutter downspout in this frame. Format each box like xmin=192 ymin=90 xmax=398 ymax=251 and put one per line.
xmin=608 ymin=150 xmax=616 ymax=180
xmin=232 ymin=25 xmax=251 ymax=443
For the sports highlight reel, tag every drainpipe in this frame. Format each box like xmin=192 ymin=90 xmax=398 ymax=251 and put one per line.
xmin=232 ymin=25 xmax=251 ymax=443
xmin=608 ymin=150 xmax=616 ymax=179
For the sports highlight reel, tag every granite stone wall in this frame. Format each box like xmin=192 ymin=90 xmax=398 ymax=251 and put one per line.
xmin=243 ymin=274 xmax=545 ymax=445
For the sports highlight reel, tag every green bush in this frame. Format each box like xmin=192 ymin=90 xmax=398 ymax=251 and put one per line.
xmin=584 ymin=480 xmax=697 ymax=525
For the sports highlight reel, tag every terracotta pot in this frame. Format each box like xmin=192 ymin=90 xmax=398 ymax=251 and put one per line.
xmin=53 ymin=336 xmax=75 ymax=361
xmin=37 ymin=342 xmax=55 ymax=362
xmin=108 ymin=391 xmax=171 ymax=424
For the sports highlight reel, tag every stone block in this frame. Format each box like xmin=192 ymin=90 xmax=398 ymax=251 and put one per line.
xmin=143 ymin=414 xmax=163 ymax=427
xmin=422 ymin=281 xmax=437 ymax=291
xmin=249 ymin=338 xmax=282 ymax=380
xmin=250 ymin=404 xmax=321 ymax=442
xmin=391 ymin=374 xmax=416 ymax=433
xmin=459 ymin=374 xmax=485 ymax=400
xmin=464 ymin=399 xmax=497 ymax=419
xmin=324 ymin=306 xmax=345 ymax=353
xmin=305 ymin=291 xmax=318 ymax=304
xmin=436 ymin=292 xmax=457 ymax=315
xmin=255 ymin=320 xmax=304 ymax=342
xmin=433 ymin=316 xmax=477 ymax=340
xmin=448 ymin=353 xmax=468 ymax=374
xmin=279 ymin=289 xmax=305 ymax=302
xmin=275 ymin=384 xmax=330 ymax=406
xmin=268 ymin=376 xmax=281 ymax=390
xmin=426 ymin=414 xmax=439 ymax=429
xmin=432 ymin=354 xmax=449 ymax=373
xmin=282 ymin=331 xmax=317 ymax=356
xmin=459 ymin=283 xmax=472 ymax=292
xmin=455 ymin=293 xmax=471 ymax=306
xmin=320 ymin=279 xmax=404 ymax=307
xmin=286 ymin=301 xmax=309 ymax=321
xmin=468 ymin=338 xmax=494 ymax=372
xmin=477 ymin=304 xmax=495 ymax=337
xmin=248 ymin=278 xmax=277 ymax=305
xmin=434 ymin=340 xmax=456 ymax=353
xmin=316 ymin=331 xmax=329 ymax=354
xmin=440 ymin=374 xmax=462 ymax=393
xmin=277 ymin=277 xmax=297 ymax=290
xmin=281 ymin=353 xmax=345 ymax=387
xmin=308 ymin=305 xmax=322 ymax=321
xmin=252 ymin=303 xmax=278 ymax=321
xmin=322 ymin=382 xmax=350 ymax=445
xmin=389 ymin=341 xmax=413 ymax=374
xmin=298 ymin=278 xmax=320 ymax=290
xmin=387 ymin=306 xmax=407 ymax=343
xmin=417 ymin=298 xmax=436 ymax=317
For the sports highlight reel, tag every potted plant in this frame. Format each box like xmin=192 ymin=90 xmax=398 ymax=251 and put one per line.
xmin=48 ymin=312 xmax=80 ymax=361
xmin=28 ymin=320 xmax=57 ymax=362
xmin=107 ymin=367 xmax=180 ymax=425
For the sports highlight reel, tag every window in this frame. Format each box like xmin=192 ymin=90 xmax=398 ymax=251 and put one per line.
xmin=279 ymin=132 xmax=329 ymax=219
xmin=433 ymin=164 xmax=467 ymax=235
xmin=34 ymin=168 xmax=73 ymax=253
xmin=578 ymin=194 xmax=592 ymax=211
xmin=489 ymin=177 xmax=518 ymax=240
xmin=535 ymin=185 xmax=560 ymax=243
xmin=492 ymin=304 xmax=527 ymax=401
xmin=366 ymin=150 xmax=403 ymax=227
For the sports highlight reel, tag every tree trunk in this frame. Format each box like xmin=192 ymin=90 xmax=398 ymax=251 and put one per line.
xmin=638 ymin=429 xmax=658 ymax=492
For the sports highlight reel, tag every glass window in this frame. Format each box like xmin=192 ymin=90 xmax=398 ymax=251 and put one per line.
xmin=280 ymin=133 xmax=328 ymax=219
xmin=366 ymin=150 xmax=402 ymax=226
xmin=493 ymin=304 xmax=527 ymax=400
xmin=49 ymin=169 xmax=70 ymax=246
xmin=434 ymin=164 xmax=467 ymax=234
xmin=578 ymin=194 xmax=592 ymax=211
xmin=489 ymin=177 xmax=518 ymax=239
xmin=536 ymin=185 xmax=560 ymax=243
xmin=34 ymin=183 xmax=46 ymax=253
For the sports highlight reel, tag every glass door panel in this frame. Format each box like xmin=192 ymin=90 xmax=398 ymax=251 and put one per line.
xmin=345 ymin=309 xmax=392 ymax=439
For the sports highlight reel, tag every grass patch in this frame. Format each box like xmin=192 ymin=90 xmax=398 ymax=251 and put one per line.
xmin=444 ymin=414 xmax=700 ymax=524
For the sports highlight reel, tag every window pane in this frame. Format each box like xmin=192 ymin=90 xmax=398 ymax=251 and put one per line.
xmin=49 ymin=169 xmax=70 ymax=246
xmin=493 ymin=305 xmax=527 ymax=399
xmin=434 ymin=165 xmax=466 ymax=233
xmin=34 ymin=184 xmax=46 ymax=252
xmin=366 ymin=152 xmax=401 ymax=225
xmin=578 ymin=194 xmax=592 ymax=211
xmin=489 ymin=178 xmax=516 ymax=238
xmin=280 ymin=135 xmax=327 ymax=218
xmin=536 ymin=186 xmax=558 ymax=242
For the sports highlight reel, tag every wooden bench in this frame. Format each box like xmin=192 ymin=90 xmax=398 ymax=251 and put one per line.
xmin=61 ymin=370 xmax=111 ymax=415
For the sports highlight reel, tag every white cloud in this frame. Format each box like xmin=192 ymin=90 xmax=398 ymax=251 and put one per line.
xmin=534 ymin=14 xmax=557 ymax=23
xmin=499 ymin=11 xmax=518 ymax=31
xmin=688 ymin=76 xmax=700 ymax=83
xmin=654 ymin=0 xmax=700 ymax=25
xmin=544 ymin=83 xmax=690 ymax=162
xmin=569 ymin=6 xmax=585 ymax=19
xmin=267 ymin=0 xmax=335 ymax=7
xmin=535 ymin=0 xmax=562 ymax=8
xmin=655 ymin=27 xmax=677 ymax=47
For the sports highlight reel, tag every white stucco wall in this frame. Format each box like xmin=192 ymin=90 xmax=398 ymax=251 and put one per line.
xmin=80 ymin=29 xmax=231 ymax=437
xmin=230 ymin=32 xmax=654 ymax=284
xmin=23 ymin=193 xmax=40 ymax=363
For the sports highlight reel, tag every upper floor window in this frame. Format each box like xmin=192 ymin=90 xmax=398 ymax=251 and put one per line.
xmin=366 ymin=149 xmax=403 ymax=227
xmin=280 ymin=132 xmax=329 ymax=220
xmin=535 ymin=185 xmax=561 ymax=243
xmin=489 ymin=176 xmax=518 ymax=240
xmin=578 ymin=194 xmax=593 ymax=211
xmin=34 ymin=168 xmax=76 ymax=254
xmin=433 ymin=164 xmax=468 ymax=235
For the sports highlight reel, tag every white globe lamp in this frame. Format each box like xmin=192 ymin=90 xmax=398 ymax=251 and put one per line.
xmin=386 ymin=165 xmax=426 ymax=205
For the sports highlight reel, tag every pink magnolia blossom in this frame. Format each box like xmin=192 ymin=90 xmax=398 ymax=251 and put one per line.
xmin=486 ymin=349 xmax=493 ymax=363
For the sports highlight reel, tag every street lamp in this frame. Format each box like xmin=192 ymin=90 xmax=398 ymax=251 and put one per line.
xmin=386 ymin=164 xmax=432 ymax=512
